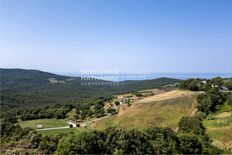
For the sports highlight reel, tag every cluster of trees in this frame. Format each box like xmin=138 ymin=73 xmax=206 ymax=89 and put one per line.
xmin=17 ymin=97 xmax=113 ymax=121
xmin=180 ymin=77 xmax=232 ymax=92
xmin=179 ymin=78 xmax=204 ymax=91
xmin=132 ymin=92 xmax=143 ymax=97
xmin=18 ymin=104 xmax=73 ymax=120
xmin=177 ymin=116 xmax=221 ymax=154
xmin=0 ymin=117 xmax=46 ymax=154
xmin=196 ymin=89 xmax=227 ymax=115
xmin=1 ymin=115 xmax=222 ymax=154
xmin=180 ymin=77 xmax=232 ymax=115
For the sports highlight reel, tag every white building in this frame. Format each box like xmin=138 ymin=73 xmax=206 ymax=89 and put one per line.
xmin=36 ymin=124 xmax=43 ymax=129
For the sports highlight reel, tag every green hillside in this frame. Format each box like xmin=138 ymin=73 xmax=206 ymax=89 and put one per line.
xmin=0 ymin=68 xmax=181 ymax=115
xmin=203 ymin=105 xmax=232 ymax=151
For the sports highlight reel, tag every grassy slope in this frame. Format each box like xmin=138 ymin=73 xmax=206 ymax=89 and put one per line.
xmin=203 ymin=104 xmax=232 ymax=151
xmin=19 ymin=119 xmax=68 ymax=129
xmin=92 ymin=90 xmax=200 ymax=130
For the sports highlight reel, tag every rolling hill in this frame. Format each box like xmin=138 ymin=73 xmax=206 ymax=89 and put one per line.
xmin=0 ymin=68 xmax=181 ymax=114
xmin=92 ymin=90 xmax=201 ymax=130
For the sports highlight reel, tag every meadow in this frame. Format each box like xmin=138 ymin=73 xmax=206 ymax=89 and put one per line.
xmin=92 ymin=90 xmax=200 ymax=130
xmin=203 ymin=105 xmax=232 ymax=151
xmin=19 ymin=119 xmax=68 ymax=129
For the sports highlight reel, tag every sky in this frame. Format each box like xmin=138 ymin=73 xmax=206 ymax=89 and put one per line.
xmin=1 ymin=0 xmax=232 ymax=74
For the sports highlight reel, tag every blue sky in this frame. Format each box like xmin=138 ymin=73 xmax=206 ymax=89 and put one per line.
xmin=1 ymin=0 xmax=232 ymax=74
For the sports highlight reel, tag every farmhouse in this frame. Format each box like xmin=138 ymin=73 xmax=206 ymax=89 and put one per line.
xmin=68 ymin=121 xmax=77 ymax=128
xmin=36 ymin=124 xmax=43 ymax=129
xmin=220 ymin=86 xmax=229 ymax=93
xmin=201 ymin=80 xmax=207 ymax=84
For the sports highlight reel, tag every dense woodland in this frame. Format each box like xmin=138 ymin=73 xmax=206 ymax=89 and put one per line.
xmin=0 ymin=69 xmax=180 ymax=118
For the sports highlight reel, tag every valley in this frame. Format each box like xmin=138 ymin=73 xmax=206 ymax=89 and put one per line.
xmin=18 ymin=89 xmax=200 ymax=135
xmin=1 ymin=69 xmax=232 ymax=154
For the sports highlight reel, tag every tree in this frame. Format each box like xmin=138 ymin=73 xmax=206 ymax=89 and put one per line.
xmin=39 ymin=136 xmax=58 ymax=154
xmin=55 ymin=131 xmax=105 ymax=154
xmin=210 ymin=77 xmax=223 ymax=87
xmin=178 ymin=134 xmax=202 ymax=154
xmin=207 ymin=89 xmax=225 ymax=105
xmin=3 ymin=114 xmax=18 ymax=124
xmin=224 ymin=81 xmax=232 ymax=90
xmin=103 ymin=127 xmax=124 ymax=153
xmin=197 ymin=94 xmax=214 ymax=114
xmin=178 ymin=116 xmax=206 ymax=136
xmin=133 ymin=92 xmax=143 ymax=97
xmin=114 ymin=101 xmax=120 ymax=106
xmin=226 ymin=93 xmax=232 ymax=105
xmin=197 ymin=88 xmax=226 ymax=115
xmin=178 ymin=116 xmax=211 ymax=147
xmin=107 ymin=107 xmax=117 ymax=114
xmin=120 ymin=129 xmax=150 ymax=154
xmin=179 ymin=79 xmax=201 ymax=91
xmin=146 ymin=128 xmax=180 ymax=154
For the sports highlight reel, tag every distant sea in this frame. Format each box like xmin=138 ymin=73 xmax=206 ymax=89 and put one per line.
xmin=65 ymin=73 xmax=232 ymax=82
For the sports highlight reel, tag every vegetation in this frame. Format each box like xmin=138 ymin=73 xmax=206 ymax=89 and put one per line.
xmin=203 ymin=111 xmax=232 ymax=152
xmin=197 ymin=89 xmax=229 ymax=116
xmin=224 ymin=81 xmax=232 ymax=90
xmin=0 ymin=68 xmax=180 ymax=119
xmin=196 ymin=89 xmax=225 ymax=115
xmin=226 ymin=94 xmax=232 ymax=105
xmin=19 ymin=119 xmax=68 ymax=129
xmin=1 ymin=70 xmax=231 ymax=154
xmin=180 ymin=78 xmax=232 ymax=152
xmin=93 ymin=91 xmax=199 ymax=130
xmin=178 ymin=116 xmax=208 ymax=143
xmin=38 ymin=128 xmax=81 ymax=137
xmin=180 ymin=78 xmax=203 ymax=91
xmin=180 ymin=77 xmax=231 ymax=92
xmin=0 ymin=116 xmax=223 ymax=154
xmin=180 ymin=78 xmax=231 ymax=115
xmin=177 ymin=116 xmax=222 ymax=154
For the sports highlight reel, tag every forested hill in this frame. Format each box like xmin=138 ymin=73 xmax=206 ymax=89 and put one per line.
xmin=0 ymin=68 xmax=181 ymax=112
xmin=0 ymin=68 xmax=181 ymax=93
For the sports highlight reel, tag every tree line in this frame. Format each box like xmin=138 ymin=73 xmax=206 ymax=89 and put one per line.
xmin=14 ymin=97 xmax=113 ymax=121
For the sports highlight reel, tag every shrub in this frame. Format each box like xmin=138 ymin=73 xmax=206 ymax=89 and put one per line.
xmin=114 ymin=101 xmax=120 ymax=106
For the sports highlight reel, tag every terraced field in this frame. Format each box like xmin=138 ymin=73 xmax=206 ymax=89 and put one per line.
xmin=92 ymin=90 xmax=201 ymax=130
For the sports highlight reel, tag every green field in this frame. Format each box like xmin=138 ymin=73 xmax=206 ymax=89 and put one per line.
xmin=203 ymin=107 xmax=232 ymax=151
xmin=38 ymin=128 xmax=82 ymax=136
xmin=92 ymin=91 xmax=199 ymax=130
xmin=19 ymin=119 xmax=68 ymax=129
xmin=216 ymin=104 xmax=232 ymax=113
